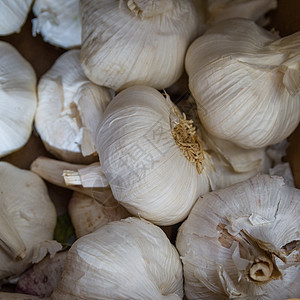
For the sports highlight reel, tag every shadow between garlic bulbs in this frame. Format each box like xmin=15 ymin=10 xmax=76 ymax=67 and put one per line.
xmin=176 ymin=174 xmax=300 ymax=300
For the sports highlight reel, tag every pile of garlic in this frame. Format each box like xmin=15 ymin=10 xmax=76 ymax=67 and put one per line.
xmin=0 ymin=0 xmax=299 ymax=299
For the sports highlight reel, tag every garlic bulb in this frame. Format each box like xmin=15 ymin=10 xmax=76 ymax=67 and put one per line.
xmin=0 ymin=41 xmax=37 ymax=158
xmin=186 ymin=18 xmax=300 ymax=149
xmin=35 ymin=50 xmax=113 ymax=163
xmin=0 ymin=162 xmax=61 ymax=280
xmin=68 ymin=191 xmax=130 ymax=238
xmin=52 ymin=217 xmax=183 ymax=299
xmin=206 ymin=0 xmax=277 ymax=25
xmin=0 ymin=0 xmax=33 ymax=35
xmin=176 ymin=174 xmax=300 ymax=299
xmin=32 ymin=0 xmax=81 ymax=49
xmin=80 ymin=0 xmax=200 ymax=91
xmin=67 ymin=86 xmax=213 ymax=226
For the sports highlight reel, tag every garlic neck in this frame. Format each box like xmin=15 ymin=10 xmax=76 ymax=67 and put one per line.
xmin=0 ymin=206 xmax=26 ymax=261
xmin=126 ymin=0 xmax=174 ymax=18
xmin=171 ymin=105 xmax=206 ymax=174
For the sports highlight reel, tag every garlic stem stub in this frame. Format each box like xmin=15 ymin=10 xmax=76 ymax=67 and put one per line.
xmin=0 ymin=41 xmax=37 ymax=158
xmin=0 ymin=162 xmax=61 ymax=280
xmin=0 ymin=0 xmax=33 ymax=36
xmin=35 ymin=50 xmax=113 ymax=163
xmin=80 ymin=0 xmax=200 ymax=91
xmin=176 ymin=174 xmax=300 ymax=299
xmin=52 ymin=217 xmax=183 ymax=299
xmin=30 ymin=156 xmax=118 ymax=208
xmin=91 ymin=85 xmax=214 ymax=225
xmin=186 ymin=18 xmax=300 ymax=149
xmin=32 ymin=0 xmax=81 ymax=49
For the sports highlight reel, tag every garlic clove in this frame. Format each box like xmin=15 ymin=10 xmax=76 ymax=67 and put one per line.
xmin=52 ymin=217 xmax=183 ymax=299
xmin=176 ymin=174 xmax=300 ymax=299
xmin=0 ymin=41 xmax=37 ymax=158
xmin=80 ymin=0 xmax=201 ymax=91
xmin=0 ymin=0 xmax=33 ymax=36
xmin=35 ymin=50 xmax=113 ymax=163
xmin=32 ymin=0 xmax=81 ymax=49
xmin=0 ymin=162 xmax=60 ymax=280
xmin=68 ymin=191 xmax=130 ymax=238
xmin=186 ymin=18 xmax=300 ymax=149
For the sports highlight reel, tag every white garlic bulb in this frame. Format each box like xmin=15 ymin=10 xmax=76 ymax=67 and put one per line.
xmin=176 ymin=174 xmax=300 ymax=299
xmin=206 ymin=0 xmax=277 ymax=25
xmin=186 ymin=18 xmax=300 ymax=149
xmin=35 ymin=50 xmax=113 ymax=163
xmin=0 ymin=0 xmax=32 ymax=35
xmin=0 ymin=41 xmax=37 ymax=158
xmin=32 ymin=0 xmax=81 ymax=49
xmin=80 ymin=0 xmax=200 ymax=91
xmin=0 ymin=162 xmax=61 ymax=280
xmin=68 ymin=191 xmax=130 ymax=238
xmin=52 ymin=217 xmax=183 ymax=299
xmin=84 ymin=85 xmax=213 ymax=226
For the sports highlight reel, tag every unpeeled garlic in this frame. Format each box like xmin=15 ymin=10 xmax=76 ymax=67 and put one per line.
xmin=0 ymin=0 xmax=33 ymax=35
xmin=0 ymin=162 xmax=61 ymax=280
xmin=35 ymin=50 xmax=113 ymax=163
xmin=0 ymin=41 xmax=37 ymax=158
xmin=186 ymin=18 xmax=300 ymax=149
xmin=176 ymin=174 xmax=300 ymax=299
xmin=32 ymin=0 xmax=81 ymax=49
xmin=80 ymin=0 xmax=201 ymax=91
xmin=68 ymin=191 xmax=130 ymax=238
xmin=64 ymin=86 xmax=214 ymax=225
xmin=52 ymin=217 xmax=183 ymax=299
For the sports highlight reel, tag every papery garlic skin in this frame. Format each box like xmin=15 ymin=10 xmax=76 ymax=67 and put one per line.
xmin=35 ymin=50 xmax=112 ymax=163
xmin=176 ymin=174 xmax=300 ymax=299
xmin=0 ymin=0 xmax=32 ymax=35
xmin=0 ymin=162 xmax=60 ymax=280
xmin=32 ymin=0 xmax=81 ymax=49
xmin=52 ymin=217 xmax=183 ymax=299
xmin=96 ymin=86 xmax=213 ymax=225
xmin=0 ymin=42 xmax=37 ymax=158
xmin=186 ymin=18 xmax=300 ymax=149
xmin=80 ymin=0 xmax=200 ymax=91
xmin=207 ymin=0 xmax=277 ymax=25
xmin=68 ymin=191 xmax=130 ymax=238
